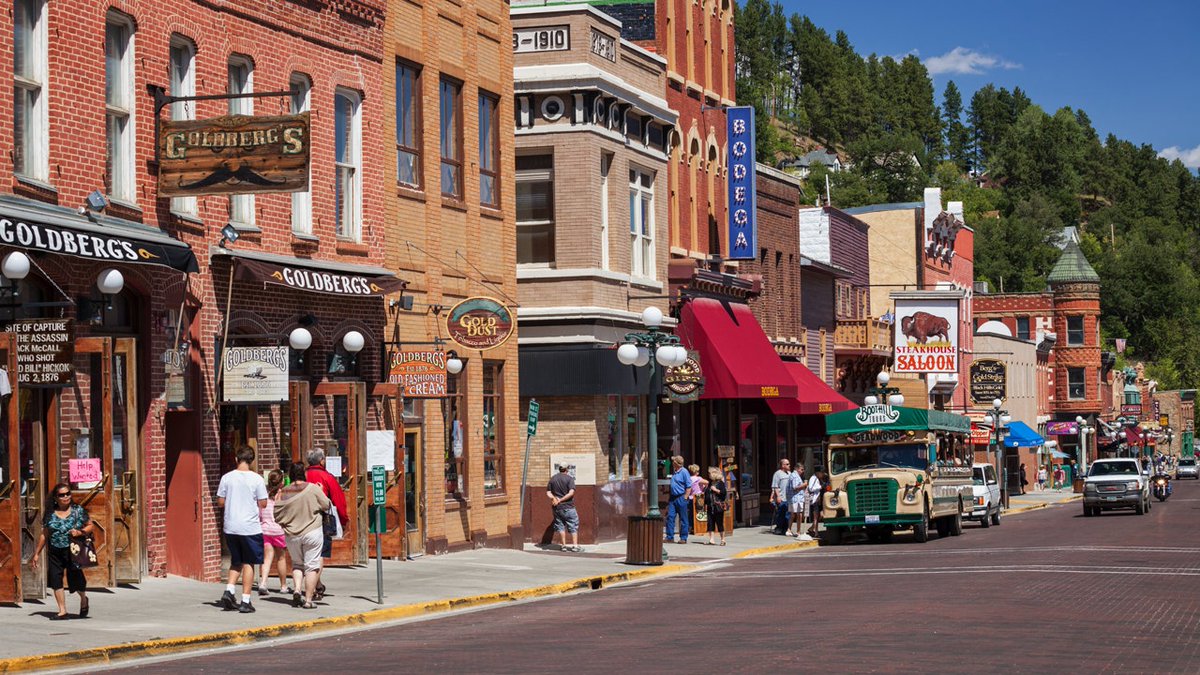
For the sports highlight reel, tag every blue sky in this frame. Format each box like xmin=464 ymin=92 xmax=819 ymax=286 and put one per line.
xmin=784 ymin=1 xmax=1200 ymax=167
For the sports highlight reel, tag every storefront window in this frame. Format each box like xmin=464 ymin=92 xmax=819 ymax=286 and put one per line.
xmin=740 ymin=417 xmax=757 ymax=493
xmin=606 ymin=397 xmax=620 ymax=480
xmin=443 ymin=370 xmax=465 ymax=498
xmin=624 ymin=396 xmax=645 ymax=478
xmin=481 ymin=361 xmax=503 ymax=493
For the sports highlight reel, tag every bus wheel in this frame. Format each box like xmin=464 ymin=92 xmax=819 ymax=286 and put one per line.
xmin=913 ymin=507 xmax=930 ymax=543
xmin=822 ymin=528 xmax=844 ymax=546
xmin=949 ymin=509 xmax=963 ymax=536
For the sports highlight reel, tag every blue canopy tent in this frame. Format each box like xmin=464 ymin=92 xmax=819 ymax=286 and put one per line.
xmin=1004 ymin=421 xmax=1045 ymax=448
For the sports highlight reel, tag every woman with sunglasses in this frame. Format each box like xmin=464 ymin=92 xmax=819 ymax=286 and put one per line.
xmin=30 ymin=483 xmax=93 ymax=620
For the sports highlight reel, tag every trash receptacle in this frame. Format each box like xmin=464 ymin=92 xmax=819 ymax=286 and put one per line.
xmin=625 ymin=515 xmax=664 ymax=566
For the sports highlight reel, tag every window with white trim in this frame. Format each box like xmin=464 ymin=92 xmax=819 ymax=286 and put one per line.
xmin=227 ymin=56 xmax=255 ymax=227
xmin=600 ymin=153 xmax=611 ymax=270
xmin=105 ymin=13 xmax=136 ymax=203
xmin=478 ymin=91 xmax=499 ymax=207
xmin=13 ymin=0 xmax=48 ymax=181
xmin=290 ymin=74 xmax=312 ymax=235
xmin=629 ymin=167 xmax=655 ymax=279
xmin=516 ymin=154 xmax=554 ymax=265
xmin=169 ymin=37 xmax=196 ymax=216
xmin=334 ymin=89 xmax=362 ymax=241
xmin=395 ymin=60 xmax=421 ymax=189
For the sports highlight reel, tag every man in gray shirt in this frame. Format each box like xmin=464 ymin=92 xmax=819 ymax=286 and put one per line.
xmin=770 ymin=459 xmax=792 ymax=534
xmin=547 ymin=464 xmax=580 ymax=552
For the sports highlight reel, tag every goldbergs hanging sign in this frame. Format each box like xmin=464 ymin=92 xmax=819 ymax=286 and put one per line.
xmin=158 ymin=113 xmax=310 ymax=197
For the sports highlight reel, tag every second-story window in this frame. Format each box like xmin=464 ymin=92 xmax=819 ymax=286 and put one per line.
xmin=1067 ymin=316 xmax=1084 ymax=345
xmin=396 ymin=61 xmax=422 ymax=189
xmin=13 ymin=0 xmax=48 ymax=182
xmin=227 ymin=56 xmax=255 ymax=227
xmin=516 ymin=154 xmax=554 ymax=265
xmin=478 ymin=91 xmax=499 ymax=208
xmin=439 ymin=77 xmax=463 ymax=199
xmin=1016 ymin=316 xmax=1031 ymax=341
xmin=1068 ymin=367 xmax=1086 ymax=400
xmin=105 ymin=13 xmax=136 ymax=204
xmin=334 ymin=89 xmax=362 ymax=241
xmin=629 ymin=167 xmax=655 ymax=279
xmin=169 ymin=37 xmax=196 ymax=217
xmin=290 ymin=73 xmax=312 ymax=235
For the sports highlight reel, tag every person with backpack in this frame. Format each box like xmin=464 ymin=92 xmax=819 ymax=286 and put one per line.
xmin=704 ymin=467 xmax=728 ymax=546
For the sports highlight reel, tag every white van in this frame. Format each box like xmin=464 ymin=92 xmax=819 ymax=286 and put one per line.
xmin=966 ymin=463 xmax=1002 ymax=527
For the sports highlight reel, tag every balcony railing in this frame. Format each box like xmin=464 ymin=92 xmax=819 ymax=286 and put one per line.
xmin=834 ymin=319 xmax=892 ymax=353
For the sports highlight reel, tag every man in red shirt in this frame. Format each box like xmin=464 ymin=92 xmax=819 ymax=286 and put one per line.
xmin=306 ymin=448 xmax=348 ymax=599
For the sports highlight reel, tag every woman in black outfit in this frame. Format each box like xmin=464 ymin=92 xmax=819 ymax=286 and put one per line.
xmin=704 ymin=467 xmax=728 ymax=545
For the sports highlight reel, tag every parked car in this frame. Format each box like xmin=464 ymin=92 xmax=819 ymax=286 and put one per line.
xmin=1177 ymin=457 xmax=1198 ymax=480
xmin=965 ymin=463 xmax=1002 ymax=527
xmin=1083 ymin=458 xmax=1150 ymax=516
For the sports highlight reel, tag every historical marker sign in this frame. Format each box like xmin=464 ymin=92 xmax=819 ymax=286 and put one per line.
xmin=13 ymin=318 xmax=75 ymax=387
xmin=969 ymin=359 xmax=1007 ymax=404
xmin=158 ymin=112 xmax=310 ymax=197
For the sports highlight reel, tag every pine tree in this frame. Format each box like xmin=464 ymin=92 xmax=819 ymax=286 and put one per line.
xmin=942 ymin=81 xmax=971 ymax=172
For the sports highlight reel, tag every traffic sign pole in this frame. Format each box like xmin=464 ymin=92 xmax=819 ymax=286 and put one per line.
xmin=519 ymin=399 xmax=539 ymax=525
xmin=371 ymin=465 xmax=386 ymax=605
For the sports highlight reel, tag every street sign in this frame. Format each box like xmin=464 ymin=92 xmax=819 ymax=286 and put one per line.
xmin=371 ymin=465 xmax=386 ymax=506
xmin=527 ymin=399 xmax=540 ymax=437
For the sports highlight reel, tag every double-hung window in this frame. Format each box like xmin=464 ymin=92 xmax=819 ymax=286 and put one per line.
xmin=439 ymin=78 xmax=463 ymax=199
xmin=169 ymin=37 xmax=196 ymax=216
xmin=395 ymin=61 xmax=422 ymax=189
xmin=1068 ymin=367 xmax=1086 ymax=400
xmin=478 ymin=92 xmax=500 ymax=207
xmin=227 ymin=56 xmax=255 ymax=227
xmin=516 ymin=155 xmax=554 ymax=264
xmin=290 ymin=74 xmax=312 ymax=235
xmin=334 ymin=89 xmax=362 ymax=241
xmin=1016 ymin=316 xmax=1031 ymax=341
xmin=1067 ymin=316 xmax=1084 ymax=345
xmin=13 ymin=0 xmax=48 ymax=181
xmin=105 ymin=13 xmax=136 ymax=204
xmin=629 ymin=167 xmax=655 ymax=279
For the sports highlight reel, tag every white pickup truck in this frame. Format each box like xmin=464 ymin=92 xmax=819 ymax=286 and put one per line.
xmin=965 ymin=463 xmax=1002 ymax=527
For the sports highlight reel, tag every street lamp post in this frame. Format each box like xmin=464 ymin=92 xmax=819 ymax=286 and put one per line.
xmin=615 ymin=307 xmax=688 ymax=518
xmin=985 ymin=399 xmax=1011 ymax=505
xmin=1075 ymin=416 xmax=1093 ymax=479
xmin=864 ymin=371 xmax=904 ymax=408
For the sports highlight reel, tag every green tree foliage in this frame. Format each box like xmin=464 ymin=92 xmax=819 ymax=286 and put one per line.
xmin=942 ymin=81 xmax=971 ymax=171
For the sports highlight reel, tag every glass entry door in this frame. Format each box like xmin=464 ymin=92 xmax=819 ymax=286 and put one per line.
xmin=0 ymin=335 xmax=20 ymax=602
xmin=111 ymin=337 xmax=142 ymax=583
xmin=404 ymin=428 xmax=423 ymax=558
xmin=312 ymin=382 xmax=366 ymax=566
xmin=19 ymin=387 xmax=48 ymax=601
xmin=367 ymin=384 xmax=404 ymax=559
xmin=67 ymin=337 xmax=116 ymax=588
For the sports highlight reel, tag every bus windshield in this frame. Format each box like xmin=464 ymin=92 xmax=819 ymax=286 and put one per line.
xmin=830 ymin=444 xmax=929 ymax=475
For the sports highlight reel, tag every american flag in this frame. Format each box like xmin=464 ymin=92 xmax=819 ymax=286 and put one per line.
xmin=1115 ymin=338 xmax=1127 ymax=353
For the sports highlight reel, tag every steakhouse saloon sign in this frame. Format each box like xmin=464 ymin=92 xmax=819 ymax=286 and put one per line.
xmin=157 ymin=113 xmax=310 ymax=197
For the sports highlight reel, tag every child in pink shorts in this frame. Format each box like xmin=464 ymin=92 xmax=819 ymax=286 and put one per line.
xmin=258 ymin=469 xmax=292 ymax=596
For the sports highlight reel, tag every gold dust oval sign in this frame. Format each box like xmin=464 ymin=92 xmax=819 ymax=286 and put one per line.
xmin=446 ymin=297 xmax=515 ymax=351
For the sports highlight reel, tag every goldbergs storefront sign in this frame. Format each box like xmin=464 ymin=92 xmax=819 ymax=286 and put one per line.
xmin=0 ymin=215 xmax=198 ymax=273
xmin=236 ymin=258 xmax=406 ymax=298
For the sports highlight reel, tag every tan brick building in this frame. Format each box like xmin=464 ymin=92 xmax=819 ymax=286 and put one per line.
xmin=381 ymin=0 xmax=521 ymax=554
xmin=510 ymin=6 xmax=674 ymax=543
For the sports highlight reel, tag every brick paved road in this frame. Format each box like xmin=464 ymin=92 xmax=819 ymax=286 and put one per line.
xmin=122 ymin=481 xmax=1200 ymax=674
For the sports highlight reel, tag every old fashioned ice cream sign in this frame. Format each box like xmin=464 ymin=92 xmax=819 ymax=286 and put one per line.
xmin=221 ymin=346 xmax=288 ymax=403
xmin=446 ymin=297 xmax=514 ymax=351
xmin=158 ymin=112 xmax=310 ymax=197
xmin=388 ymin=349 xmax=448 ymax=398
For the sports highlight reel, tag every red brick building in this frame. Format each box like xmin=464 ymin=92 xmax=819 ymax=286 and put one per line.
xmin=974 ymin=241 xmax=1103 ymax=472
xmin=0 ymin=0 xmax=395 ymax=595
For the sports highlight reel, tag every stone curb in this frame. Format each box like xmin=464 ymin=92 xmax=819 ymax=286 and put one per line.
xmin=0 ymin=563 xmax=694 ymax=674
xmin=1006 ymin=494 xmax=1082 ymax=516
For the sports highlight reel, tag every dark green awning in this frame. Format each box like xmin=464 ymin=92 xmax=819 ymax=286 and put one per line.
xmin=825 ymin=406 xmax=971 ymax=436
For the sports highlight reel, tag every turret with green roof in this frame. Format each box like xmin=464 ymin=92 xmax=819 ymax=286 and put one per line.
xmin=1046 ymin=240 xmax=1100 ymax=286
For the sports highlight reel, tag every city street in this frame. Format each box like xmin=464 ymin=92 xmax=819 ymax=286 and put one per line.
xmin=118 ymin=482 xmax=1200 ymax=674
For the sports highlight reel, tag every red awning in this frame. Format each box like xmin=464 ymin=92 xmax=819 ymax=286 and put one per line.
xmin=1125 ymin=426 xmax=1144 ymax=445
xmin=677 ymin=297 xmax=798 ymax=400
xmin=767 ymin=362 xmax=856 ymax=416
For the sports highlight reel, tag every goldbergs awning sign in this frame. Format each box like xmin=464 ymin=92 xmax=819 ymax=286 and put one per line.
xmin=236 ymin=258 xmax=406 ymax=298
xmin=0 ymin=215 xmax=198 ymax=273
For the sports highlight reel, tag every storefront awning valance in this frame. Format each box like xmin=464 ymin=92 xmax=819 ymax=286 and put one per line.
xmin=212 ymin=247 xmax=406 ymax=297
xmin=0 ymin=195 xmax=198 ymax=273
xmin=519 ymin=345 xmax=654 ymax=397
xmin=767 ymin=362 xmax=856 ymax=416
xmin=1004 ymin=420 xmax=1045 ymax=448
xmin=825 ymin=406 xmax=971 ymax=435
xmin=677 ymin=297 xmax=797 ymax=400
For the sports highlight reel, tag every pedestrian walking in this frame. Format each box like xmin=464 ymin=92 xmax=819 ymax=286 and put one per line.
xmin=687 ymin=464 xmax=708 ymax=533
xmin=704 ymin=467 xmax=728 ymax=546
xmin=770 ymin=458 xmax=792 ymax=534
xmin=30 ymin=483 xmax=92 ymax=620
xmin=1053 ymin=465 xmax=1066 ymax=490
xmin=806 ymin=468 xmax=826 ymax=537
xmin=547 ymin=463 xmax=581 ymax=552
xmin=216 ymin=446 xmax=268 ymax=613
xmin=665 ymin=456 xmax=690 ymax=543
xmin=306 ymin=448 xmax=348 ymax=600
xmin=1019 ymin=463 xmax=1029 ymax=495
xmin=787 ymin=466 xmax=806 ymax=537
xmin=1037 ymin=466 xmax=1048 ymax=490
xmin=274 ymin=463 xmax=332 ymax=609
xmin=258 ymin=469 xmax=291 ymax=597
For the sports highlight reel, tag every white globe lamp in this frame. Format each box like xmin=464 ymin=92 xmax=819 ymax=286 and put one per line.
xmin=641 ymin=306 xmax=664 ymax=329
xmin=617 ymin=343 xmax=639 ymax=365
xmin=288 ymin=327 xmax=313 ymax=351
xmin=2 ymin=251 xmax=30 ymax=281
xmin=634 ymin=346 xmax=650 ymax=367
xmin=96 ymin=268 xmax=125 ymax=296
xmin=447 ymin=354 xmax=464 ymax=374
xmin=342 ymin=330 xmax=365 ymax=354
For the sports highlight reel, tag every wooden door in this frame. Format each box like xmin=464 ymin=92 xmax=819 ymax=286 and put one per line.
xmin=368 ymin=384 xmax=404 ymax=559
xmin=0 ymin=335 xmax=21 ymax=602
xmin=164 ymin=410 xmax=203 ymax=578
xmin=403 ymin=428 xmax=423 ymax=558
xmin=312 ymin=382 xmax=366 ymax=566
xmin=19 ymin=387 xmax=48 ymax=601
xmin=68 ymin=338 xmax=115 ymax=588
xmin=111 ymin=338 xmax=142 ymax=583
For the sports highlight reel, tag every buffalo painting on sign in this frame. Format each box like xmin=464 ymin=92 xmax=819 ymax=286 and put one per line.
xmin=893 ymin=297 xmax=959 ymax=374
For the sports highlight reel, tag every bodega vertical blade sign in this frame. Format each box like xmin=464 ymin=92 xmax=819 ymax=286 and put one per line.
xmin=726 ymin=106 xmax=757 ymax=260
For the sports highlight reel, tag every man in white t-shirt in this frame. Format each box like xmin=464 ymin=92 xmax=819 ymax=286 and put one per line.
xmin=217 ymin=446 xmax=268 ymax=614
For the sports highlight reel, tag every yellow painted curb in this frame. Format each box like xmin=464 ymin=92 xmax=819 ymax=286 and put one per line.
xmin=0 ymin=563 xmax=691 ymax=674
xmin=731 ymin=539 xmax=819 ymax=559
xmin=1007 ymin=494 xmax=1082 ymax=515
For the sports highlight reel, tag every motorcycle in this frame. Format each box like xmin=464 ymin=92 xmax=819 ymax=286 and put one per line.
xmin=1152 ymin=473 xmax=1172 ymax=502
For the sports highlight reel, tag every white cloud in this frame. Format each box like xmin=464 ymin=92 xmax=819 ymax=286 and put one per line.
xmin=1159 ymin=144 xmax=1200 ymax=169
xmin=924 ymin=47 xmax=1021 ymax=76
